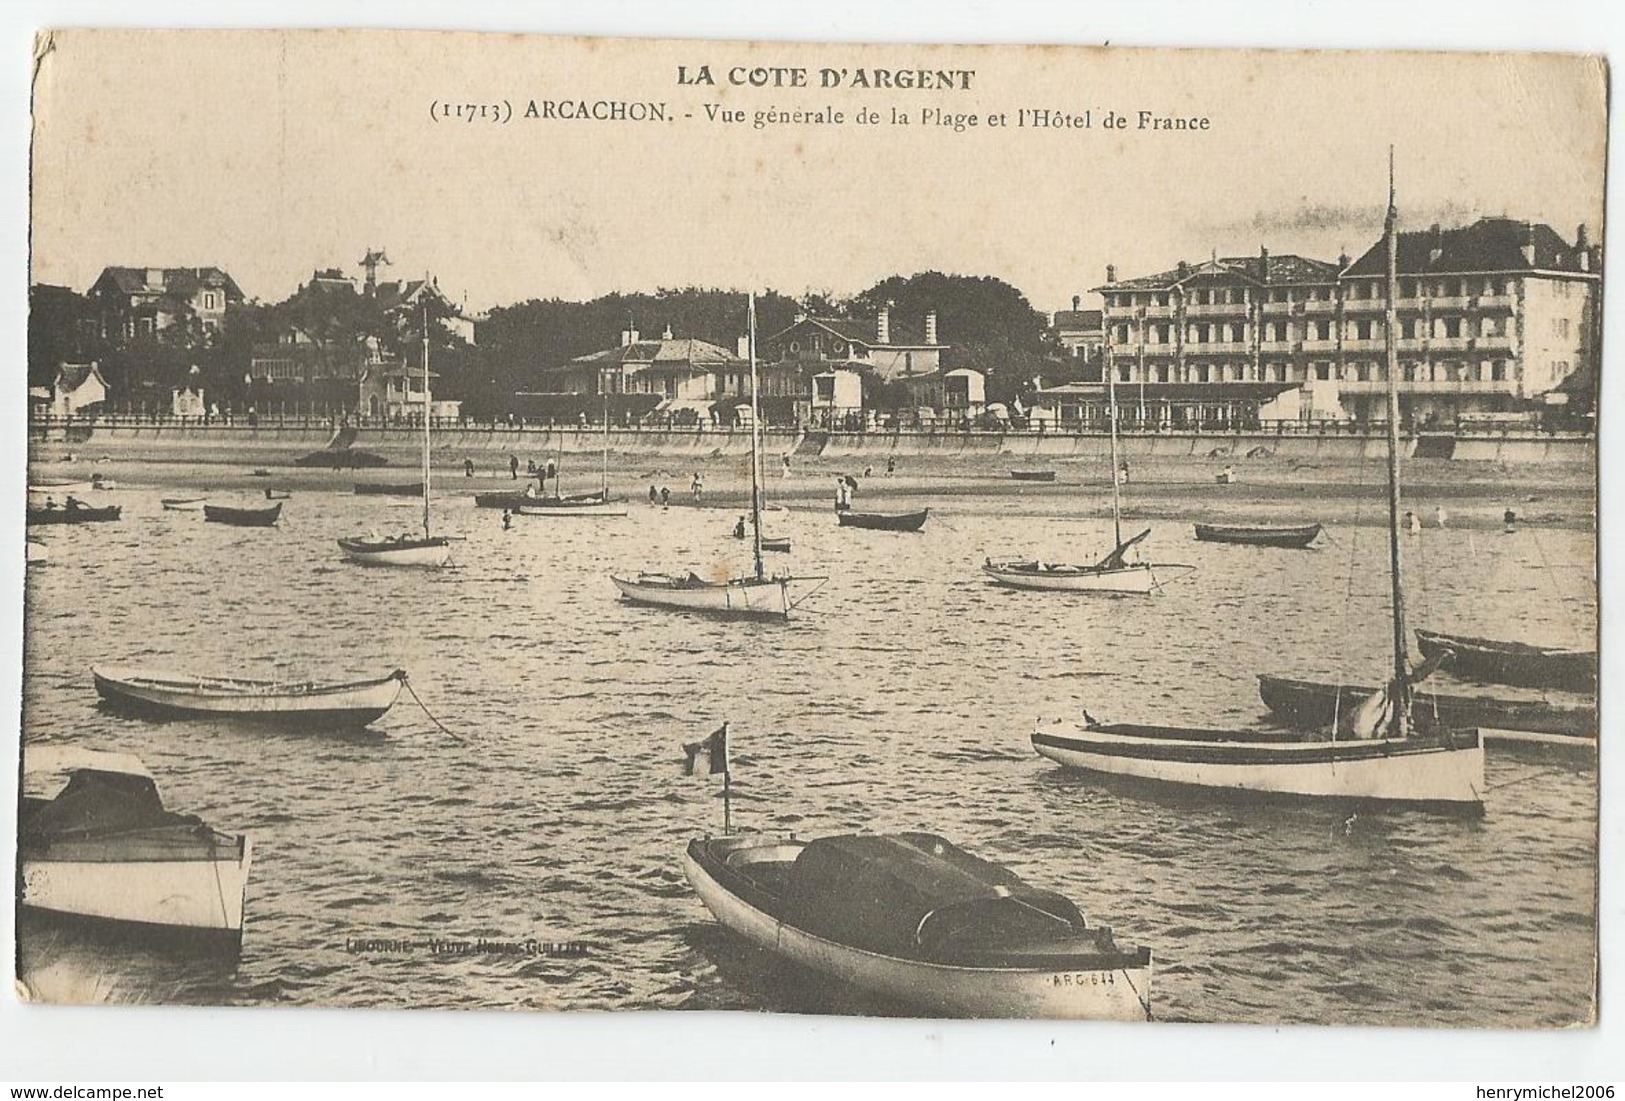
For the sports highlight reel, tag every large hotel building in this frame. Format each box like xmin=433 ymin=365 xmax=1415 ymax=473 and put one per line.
xmin=1055 ymin=217 xmax=1600 ymax=430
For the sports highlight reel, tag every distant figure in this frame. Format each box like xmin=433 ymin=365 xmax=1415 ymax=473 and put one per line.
xmin=43 ymin=496 xmax=57 ymax=511
xmin=527 ymin=459 xmax=538 ymax=475
xmin=886 ymin=455 xmax=896 ymax=476
xmin=781 ymin=455 xmax=792 ymax=478
xmin=864 ymin=465 xmax=874 ymax=478
xmin=1405 ymin=510 xmax=1422 ymax=534
xmin=1217 ymin=465 xmax=1235 ymax=485
xmin=464 ymin=458 xmax=475 ymax=478
xmin=501 ymin=509 xmax=513 ymax=531
xmin=1504 ymin=508 xmax=1517 ymax=533
xmin=734 ymin=516 xmax=747 ymax=539
xmin=660 ymin=486 xmax=671 ymax=508
xmin=1120 ymin=460 xmax=1131 ymax=485
xmin=692 ymin=472 xmax=704 ymax=501
xmin=1434 ymin=505 xmax=1448 ymax=528
xmin=649 ymin=484 xmax=659 ymax=504
xmin=65 ymin=496 xmax=83 ymax=510
xmin=509 ymin=455 xmax=520 ymax=480
xmin=544 ymin=460 xmax=557 ymax=489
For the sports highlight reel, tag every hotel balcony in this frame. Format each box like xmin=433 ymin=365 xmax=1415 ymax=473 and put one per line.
xmin=1184 ymin=341 xmax=1251 ymax=355
xmin=1301 ymin=339 xmax=1339 ymax=353
xmin=1335 ymin=379 xmax=1517 ymax=396
xmin=1299 ymin=298 xmax=1340 ymax=315
xmin=1468 ymin=294 xmax=1516 ymax=311
xmin=1140 ymin=304 xmax=1177 ymax=319
xmin=1184 ymin=302 xmax=1248 ymax=319
xmin=1259 ymin=340 xmax=1297 ymax=354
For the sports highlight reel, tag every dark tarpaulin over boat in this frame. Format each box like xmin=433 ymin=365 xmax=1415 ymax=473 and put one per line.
xmin=782 ymin=833 xmax=1085 ymax=960
xmin=1096 ymin=528 xmax=1151 ymax=570
xmin=21 ymin=769 xmax=199 ymax=840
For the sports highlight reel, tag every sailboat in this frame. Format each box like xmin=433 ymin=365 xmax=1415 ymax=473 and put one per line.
xmin=983 ymin=352 xmax=1187 ymax=593
xmin=338 ymin=306 xmax=453 ymax=567
xmin=611 ymin=295 xmax=825 ymax=619
xmin=1030 ymin=155 xmax=1484 ymax=814
xmin=518 ymin=395 xmax=629 ymax=517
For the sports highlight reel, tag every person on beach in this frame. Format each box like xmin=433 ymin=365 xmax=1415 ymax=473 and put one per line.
xmin=544 ymin=460 xmax=557 ymax=493
xmin=1504 ymin=508 xmax=1517 ymax=533
xmin=501 ymin=509 xmax=512 ymax=531
xmin=649 ymin=484 xmax=659 ymax=504
xmin=1120 ymin=460 xmax=1131 ymax=485
xmin=692 ymin=472 xmax=704 ymax=501
xmin=887 ymin=455 xmax=896 ymax=476
xmin=734 ymin=516 xmax=747 ymax=539
xmin=781 ymin=455 xmax=791 ymax=479
xmin=864 ymin=465 xmax=874 ymax=478
xmin=527 ymin=458 xmax=537 ymax=475
xmin=464 ymin=458 xmax=475 ymax=478
xmin=1435 ymin=505 xmax=1448 ymax=528
xmin=509 ymin=455 xmax=519 ymax=480
xmin=1405 ymin=510 xmax=1422 ymax=534
xmin=660 ymin=486 xmax=671 ymax=508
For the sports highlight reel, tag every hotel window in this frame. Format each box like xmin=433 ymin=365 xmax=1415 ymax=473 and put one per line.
xmin=1400 ymin=279 xmax=1417 ymax=298
xmin=1314 ymin=320 xmax=1331 ymax=340
xmin=1157 ymin=293 xmax=1170 ymax=306
xmin=1355 ymin=319 xmax=1374 ymax=340
xmin=1492 ymin=360 xmax=1507 ymax=381
xmin=203 ymin=291 xmax=220 ymax=310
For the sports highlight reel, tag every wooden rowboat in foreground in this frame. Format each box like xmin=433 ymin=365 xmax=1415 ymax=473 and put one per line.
xmin=93 ymin=666 xmax=408 ymax=727
xmin=1194 ymin=522 xmax=1322 ymax=548
xmin=1415 ymin=629 xmax=1596 ymax=694
xmin=683 ymin=831 xmax=1152 ymax=1019
xmin=836 ymin=508 xmax=929 ymax=532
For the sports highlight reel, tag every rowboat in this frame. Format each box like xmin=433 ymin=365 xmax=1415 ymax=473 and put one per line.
xmin=517 ymin=492 xmax=629 ymax=518
xmin=354 ymin=481 xmax=424 ymax=497
xmin=1256 ymin=674 xmax=1595 ymax=739
xmin=264 ymin=488 xmax=292 ymax=500
xmin=613 ymin=294 xmax=824 ymax=620
xmin=1030 ymin=159 xmax=1485 ymax=815
xmin=732 ymin=523 xmax=790 ymax=553
xmin=93 ymin=665 xmax=407 ymax=727
xmin=161 ymin=496 xmax=208 ymax=511
xmin=340 ymin=310 xmax=453 ymax=568
xmin=338 ymin=533 xmax=452 ymax=568
xmin=1414 ymin=629 xmax=1596 ymax=693
xmin=982 ymin=528 xmax=1182 ymax=594
xmin=611 ymin=572 xmax=819 ymax=619
xmin=1194 ymin=522 xmax=1322 ymax=548
xmin=1010 ymin=469 xmax=1058 ymax=482
xmin=20 ymin=746 xmax=251 ymax=943
xmin=474 ymin=490 xmax=533 ymax=509
xmin=204 ymin=501 xmax=282 ymax=527
xmin=28 ymin=479 xmax=93 ymax=495
xmin=25 ymin=539 xmax=49 ymax=564
xmin=1031 ymin=721 xmax=1484 ymax=813
xmin=26 ymin=502 xmax=122 ymax=525
xmin=683 ymin=831 xmax=1152 ymax=1020
xmin=836 ymin=508 xmax=930 ymax=532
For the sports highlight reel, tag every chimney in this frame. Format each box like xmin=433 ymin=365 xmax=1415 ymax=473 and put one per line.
xmin=1072 ymin=295 xmax=1081 ymax=311
xmin=1176 ymin=261 xmax=1189 ymax=279
xmin=1338 ymin=250 xmax=1350 ymax=270
xmin=620 ymin=328 xmax=640 ymax=347
xmin=1427 ymin=223 xmax=1444 ymax=265
xmin=736 ymin=335 xmax=750 ymax=359
xmin=1576 ymin=224 xmax=1591 ymax=271
xmin=877 ymin=304 xmax=891 ymax=345
xmin=1106 ymin=264 xmax=1118 ymax=284
xmin=662 ymin=323 xmax=674 ymax=340
xmin=145 ymin=268 xmax=165 ymax=288
xmin=1259 ymin=246 xmax=1271 ymax=283
xmin=925 ymin=310 xmax=938 ymax=345
xmin=1520 ymin=222 xmax=1536 ymax=267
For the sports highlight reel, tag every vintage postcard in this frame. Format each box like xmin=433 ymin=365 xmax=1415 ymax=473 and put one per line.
xmin=16 ymin=29 xmax=1602 ymax=1027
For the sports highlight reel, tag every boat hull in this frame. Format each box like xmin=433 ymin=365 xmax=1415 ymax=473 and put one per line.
xmin=1256 ymin=674 xmax=1595 ymax=739
xmin=1010 ymin=470 xmax=1058 ymax=482
xmin=836 ymin=509 xmax=930 ymax=532
xmin=1032 ymin=723 xmax=1484 ymax=813
xmin=517 ymin=497 xmax=629 ymax=518
xmin=1194 ymin=523 xmax=1322 ymax=548
xmin=354 ymin=482 xmax=424 ymax=497
xmin=161 ymin=497 xmax=208 ymax=511
xmin=338 ymin=536 xmax=453 ymax=567
xmin=203 ymin=503 xmax=282 ymax=527
xmin=21 ymin=838 xmax=251 ymax=936
xmin=611 ymin=573 xmax=795 ymax=618
xmin=682 ymin=843 xmax=1150 ymax=1020
xmin=1415 ymin=629 xmax=1596 ymax=693
xmin=26 ymin=505 xmax=122 ymax=525
xmin=983 ymin=562 xmax=1156 ymax=593
xmin=93 ymin=667 xmax=404 ymax=727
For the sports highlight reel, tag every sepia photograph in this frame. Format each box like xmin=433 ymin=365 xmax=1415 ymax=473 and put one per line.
xmin=10 ymin=20 xmax=1607 ymax=1058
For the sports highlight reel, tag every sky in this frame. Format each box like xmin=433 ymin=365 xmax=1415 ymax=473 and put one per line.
xmin=28 ymin=31 xmax=1607 ymax=318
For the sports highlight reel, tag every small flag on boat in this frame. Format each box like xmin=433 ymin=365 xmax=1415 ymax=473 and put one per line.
xmin=683 ymin=722 xmax=730 ymax=776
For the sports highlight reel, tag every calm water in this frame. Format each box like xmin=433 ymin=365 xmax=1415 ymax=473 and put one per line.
xmin=18 ymin=478 xmax=1598 ymax=1024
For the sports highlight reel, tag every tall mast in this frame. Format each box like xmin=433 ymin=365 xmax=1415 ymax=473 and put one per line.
xmin=1383 ymin=147 xmax=1410 ymax=738
xmin=421 ymin=302 xmax=432 ymax=540
xmin=747 ymin=294 xmax=765 ymax=581
xmin=1106 ymin=357 xmax=1124 ymax=549
xmin=602 ymin=391 xmax=610 ymax=498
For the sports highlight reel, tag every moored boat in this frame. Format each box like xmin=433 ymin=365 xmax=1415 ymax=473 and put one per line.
xmin=1256 ymin=673 xmax=1595 ymax=739
xmin=20 ymin=746 xmax=252 ymax=943
xmin=1010 ymin=469 xmax=1058 ymax=482
xmin=204 ymin=501 xmax=282 ymax=527
xmin=1194 ymin=522 xmax=1322 ymax=548
xmin=474 ymin=490 xmax=533 ymax=509
xmin=683 ymin=831 xmax=1152 ymax=1020
xmin=517 ymin=492 xmax=629 ymax=518
xmin=354 ymin=481 xmax=424 ymax=497
xmin=26 ymin=501 xmax=122 ymax=525
xmin=1414 ymin=629 xmax=1596 ymax=693
xmin=982 ymin=529 xmax=1183 ymax=594
xmin=836 ymin=508 xmax=930 ymax=532
xmin=161 ymin=496 xmax=208 ymax=511
xmin=93 ymin=665 xmax=408 ymax=726
xmin=28 ymin=479 xmax=94 ymax=495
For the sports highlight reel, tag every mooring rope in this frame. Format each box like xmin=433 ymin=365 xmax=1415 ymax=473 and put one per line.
xmin=1485 ymin=765 xmax=1569 ymax=792
xmin=403 ymin=678 xmax=465 ymax=743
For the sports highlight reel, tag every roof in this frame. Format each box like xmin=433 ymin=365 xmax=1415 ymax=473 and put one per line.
xmin=54 ymin=363 xmax=106 ymax=393
xmin=1035 ymin=381 xmax=1300 ymax=402
xmin=1343 ymin=217 xmax=1596 ymax=278
xmin=91 ymin=266 xmax=245 ymax=302
xmin=1053 ymin=309 xmax=1103 ymax=330
xmin=765 ymin=315 xmax=947 ymax=350
xmin=561 ymin=337 xmax=742 ymax=371
xmin=24 ymin=746 xmax=154 ymax=798
xmin=1094 ymin=254 xmax=1341 ymax=294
